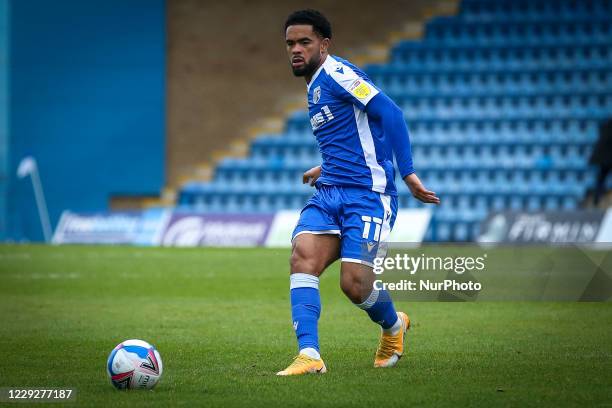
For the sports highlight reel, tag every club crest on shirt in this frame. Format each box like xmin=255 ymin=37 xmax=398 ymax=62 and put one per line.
xmin=349 ymin=79 xmax=371 ymax=99
xmin=312 ymin=86 xmax=321 ymax=104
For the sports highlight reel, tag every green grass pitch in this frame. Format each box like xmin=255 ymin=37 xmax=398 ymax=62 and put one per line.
xmin=0 ymin=245 xmax=610 ymax=407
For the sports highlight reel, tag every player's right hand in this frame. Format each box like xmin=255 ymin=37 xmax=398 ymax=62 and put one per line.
xmin=303 ymin=165 xmax=321 ymax=186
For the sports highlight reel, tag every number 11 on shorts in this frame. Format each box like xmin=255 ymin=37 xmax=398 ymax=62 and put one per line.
xmin=361 ymin=215 xmax=382 ymax=241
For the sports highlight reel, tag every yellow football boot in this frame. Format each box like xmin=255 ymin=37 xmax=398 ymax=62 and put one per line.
xmin=374 ymin=311 xmax=410 ymax=368
xmin=276 ymin=354 xmax=327 ymax=376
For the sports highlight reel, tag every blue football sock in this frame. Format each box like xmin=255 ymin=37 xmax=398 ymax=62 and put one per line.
xmin=357 ymin=288 xmax=398 ymax=330
xmin=290 ymin=273 xmax=321 ymax=354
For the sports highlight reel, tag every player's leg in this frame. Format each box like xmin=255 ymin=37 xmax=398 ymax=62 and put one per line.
xmin=277 ymin=234 xmax=340 ymax=376
xmin=289 ymin=233 xmax=339 ymax=357
xmin=338 ymin=188 xmax=409 ymax=368
xmin=277 ymin=192 xmax=341 ymax=376
xmin=340 ymin=261 xmax=402 ymax=331
xmin=340 ymin=261 xmax=409 ymax=368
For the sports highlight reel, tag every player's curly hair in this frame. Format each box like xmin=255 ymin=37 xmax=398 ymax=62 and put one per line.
xmin=284 ymin=9 xmax=332 ymax=39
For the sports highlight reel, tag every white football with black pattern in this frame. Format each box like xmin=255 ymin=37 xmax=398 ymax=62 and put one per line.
xmin=107 ymin=339 xmax=163 ymax=390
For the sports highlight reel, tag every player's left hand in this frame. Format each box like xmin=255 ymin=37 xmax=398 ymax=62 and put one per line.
xmin=404 ymin=173 xmax=440 ymax=204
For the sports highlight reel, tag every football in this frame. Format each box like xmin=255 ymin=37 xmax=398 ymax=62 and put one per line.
xmin=106 ymin=339 xmax=163 ymax=390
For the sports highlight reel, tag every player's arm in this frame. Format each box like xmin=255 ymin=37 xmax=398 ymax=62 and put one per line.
xmin=326 ymin=66 xmax=439 ymax=203
xmin=365 ymin=93 xmax=414 ymax=178
xmin=365 ymin=92 xmax=440 ymax=204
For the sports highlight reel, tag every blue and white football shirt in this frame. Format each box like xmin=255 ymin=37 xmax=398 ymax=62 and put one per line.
xmin=306 ymin=55 xmax=397 ymax=196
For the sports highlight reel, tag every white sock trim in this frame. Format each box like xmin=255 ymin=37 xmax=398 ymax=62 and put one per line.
xmin=290 ymin=273 xmax=320 ymax=290
xmin=383 ymin=313 xmax=402 ymax=335
xmin=357 ymin=288 xmax=379 ymax=310
xmin=299 ymin=347 xmax=321 ymax=360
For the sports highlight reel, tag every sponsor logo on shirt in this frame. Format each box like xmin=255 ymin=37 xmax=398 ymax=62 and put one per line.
xmin=349 ymin=79 xmax=371 ymax=99
xmin=310 ymin=105 xmax=334 ymax=130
